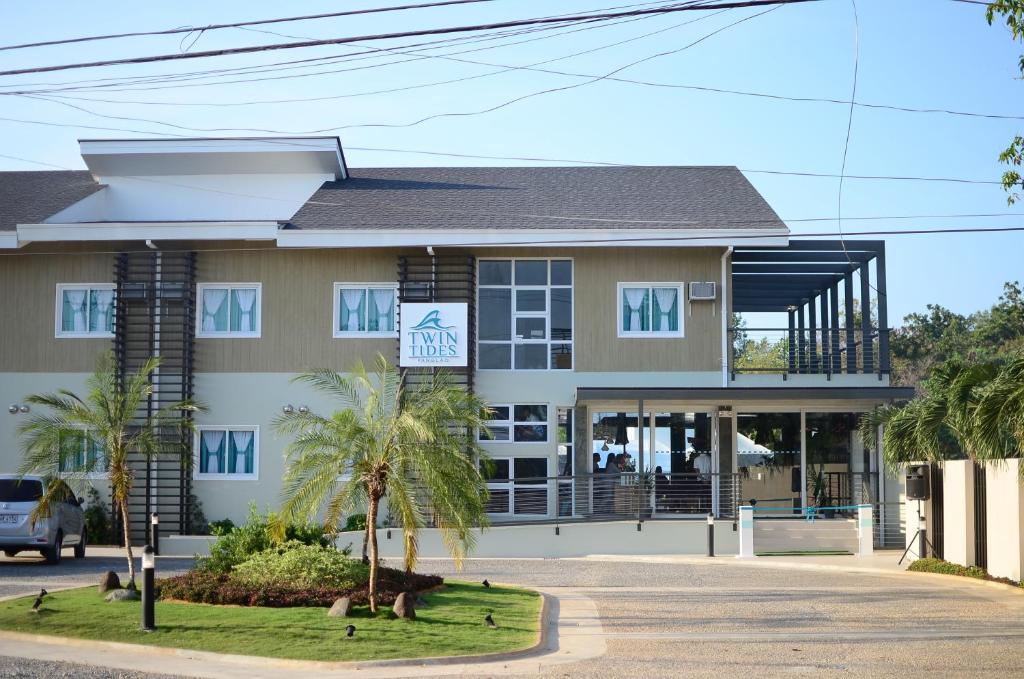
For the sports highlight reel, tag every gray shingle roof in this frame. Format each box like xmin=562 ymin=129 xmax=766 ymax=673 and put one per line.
xmin=0 ymin=171 xmax=102 ymax=231
xmin=288 ymin=166 xmax=786 ymax=231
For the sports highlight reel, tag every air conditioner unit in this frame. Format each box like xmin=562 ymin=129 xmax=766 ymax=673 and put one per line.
xmin=689 ymin=281 xmax=717 ymax=301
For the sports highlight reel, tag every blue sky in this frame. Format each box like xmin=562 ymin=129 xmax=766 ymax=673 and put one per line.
xmin=0 ymin=0 xmax=1020 ymax=323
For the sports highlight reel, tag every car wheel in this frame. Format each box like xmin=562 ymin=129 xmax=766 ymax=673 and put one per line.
xmin=74 ymin=530 xmax=87 ymax=559
xmin=2 ymin=550 xmax=17 ymax=558
xmin=43 ymin=532 xmax=62 ymax=565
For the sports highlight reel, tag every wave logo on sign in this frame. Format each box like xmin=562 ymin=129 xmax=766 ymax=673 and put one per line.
xmin=406 ymin=309 xmax=459 ymax=362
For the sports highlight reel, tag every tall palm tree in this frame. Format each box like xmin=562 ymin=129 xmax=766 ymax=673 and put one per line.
xmin=275 ymin=355 xmax=492 ymax=613
xmin=18 ymin=352 xmax=202 ymax=586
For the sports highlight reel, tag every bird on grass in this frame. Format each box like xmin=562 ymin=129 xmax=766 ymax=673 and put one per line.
xmin=345 ymin=624 xmax=356 ymax=638
xmin=30 ymin=588 xmax=47 ymax=613
xmin=482 ymin=579 xmax=490 ymax=589
xmin=485 ymin=613 xmax=497 ymax=629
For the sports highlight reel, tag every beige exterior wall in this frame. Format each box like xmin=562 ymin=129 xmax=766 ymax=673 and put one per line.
xmin=0 ymin=251 xmax=114 ymax=372
xmin=192 ymin=245 xmax=725 ymax=374
xmin=195 ymin=247 xmax=412 ymax=373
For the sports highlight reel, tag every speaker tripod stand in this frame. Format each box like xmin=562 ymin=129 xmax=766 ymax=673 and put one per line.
xmin=899 ymin=499 xmax=935 ymax=565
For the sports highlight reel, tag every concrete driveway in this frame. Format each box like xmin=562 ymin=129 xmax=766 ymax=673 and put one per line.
xmin=0 ymin=550 xmax=1022 ymax=678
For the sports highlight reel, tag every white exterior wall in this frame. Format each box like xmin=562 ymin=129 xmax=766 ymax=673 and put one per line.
xmin=941 ymin=461 xmax=976 ymax=567
xmin=984 ymin=459 xmax=1024 ymax=582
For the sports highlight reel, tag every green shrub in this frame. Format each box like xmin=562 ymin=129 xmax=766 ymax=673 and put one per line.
xmin=83 ymin=487 xmax=112 ymax=544
xmin=908 ymin=557 xmax=989 ymax=580
xmin=208 ymin=519 xmax=235 ymax=536
xmin=198 ymin=503 xmax=331 ymax=574
xmin=231 ymin=541 xmax=368 ymax=590
xmin=343 ymin=513 xmax=367 ymax=533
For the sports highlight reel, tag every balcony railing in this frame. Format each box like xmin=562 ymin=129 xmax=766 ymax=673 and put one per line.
xmin=729 ymin=327 xmax=890 ymax=378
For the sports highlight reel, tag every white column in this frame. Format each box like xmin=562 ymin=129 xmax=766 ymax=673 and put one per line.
xmin=857 ymin=503 xmax=874 ymax=557
xmin=737 ymin=505 xmax=755 ymax=559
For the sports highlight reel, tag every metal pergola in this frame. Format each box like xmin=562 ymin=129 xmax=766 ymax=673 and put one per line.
xmin=731 ymin=240 xmax=889 ymax=376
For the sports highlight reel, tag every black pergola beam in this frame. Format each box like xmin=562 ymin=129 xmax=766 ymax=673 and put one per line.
xmin=733 ymin=251 xmax=875 ymax=264
xmin=764 ymin=239 xmax=885 ymax=252
xmin=733 ymin=263 xmax=859 ymax=274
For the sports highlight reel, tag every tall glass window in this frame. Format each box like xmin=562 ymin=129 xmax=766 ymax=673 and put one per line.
xmin=478 ymin=259 xmax=573 ymax=370
xmin=736 ymin=413 xmax=802 ymax=514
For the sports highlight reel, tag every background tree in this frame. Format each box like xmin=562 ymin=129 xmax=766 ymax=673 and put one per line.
xmin=18 ymin=353 xmax=201 ymax=585
xmin=986 ymin=1 xmax=1024 ymax=203
xmin=275 ymin=355 xmax=491 ymax=613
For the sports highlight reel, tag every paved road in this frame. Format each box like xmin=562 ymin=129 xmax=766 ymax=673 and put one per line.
xmin=1 ymin=552 xmax=1023 ymax=677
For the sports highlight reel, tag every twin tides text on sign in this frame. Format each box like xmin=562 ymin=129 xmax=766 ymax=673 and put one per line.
xmin=399 ymin=303 xmax=469 ymax=367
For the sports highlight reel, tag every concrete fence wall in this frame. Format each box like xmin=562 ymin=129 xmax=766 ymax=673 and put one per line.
xmin=905 ymin=459 xmax=1024 ymax=582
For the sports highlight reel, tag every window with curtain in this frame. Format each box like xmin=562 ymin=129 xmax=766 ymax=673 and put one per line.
xmin=58 ymin=429 xmax=107 ymax=476
xmin=334 ymin=284 xmax=398 ymax=337
xmin=56 ymin=284 xmax=115 ymax=337
xmin=478 ymin=259 xmax=573 ymax=370
xmin=196 ymin=427 xmax=258 ymax=479
xmin=618 ymin=283 xmax=684 ymax=337
xmin=197 ymin=284 xmax=261 ymax=337
xmin=478 ymin=404 xmax=548 ymax=443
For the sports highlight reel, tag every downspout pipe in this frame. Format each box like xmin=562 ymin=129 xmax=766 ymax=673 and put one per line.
xmin=720 ymin=247 xmax=733 ymax=387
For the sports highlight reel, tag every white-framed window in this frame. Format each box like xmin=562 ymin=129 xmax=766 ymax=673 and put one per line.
xmin=481 ymin=457 xmax=549 ymax=516
xmin=55 ymin=284 xmax=115 ymax=338
xmin=58 ymin=429 xmax=108 ymax=478
xmin=196 ymin=283 xmax=261 ymax=338
xmin=195 ymin=426 xmax=259 ymax=480
xmin=479 ymin=404 xmax=549 ymax=444
xmin=477 ymin=259 xmax=573 ymax=370
xmin=617 ymin=282 xmax=684 ymax=338
xmin=333 ymin=283 xmax=398 ymax=338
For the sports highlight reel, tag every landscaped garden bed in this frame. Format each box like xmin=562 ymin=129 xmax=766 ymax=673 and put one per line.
xmin=0 ymin=582 xmax=542 ymax=662
xmin=908 ymin=557 xmax=1024 ymax=588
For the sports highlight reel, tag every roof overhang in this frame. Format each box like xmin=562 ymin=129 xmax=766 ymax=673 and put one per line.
xmin=16 ymin=221 xmax=280 ymax=243
xmin=577 ymin=386 xmax=914 ymax=404
xmin=277 ymin=228 xmax=790 ymax=248
xmin=79 ymin=137 xmax=347 ymax=179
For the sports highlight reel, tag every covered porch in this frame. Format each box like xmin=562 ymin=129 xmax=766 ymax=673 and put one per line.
xmin=541 ymin=386 xmax=914 ymax=547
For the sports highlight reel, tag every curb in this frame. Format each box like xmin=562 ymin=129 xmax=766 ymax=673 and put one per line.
xmin=0 ymin=585 xmax=552 ymax=671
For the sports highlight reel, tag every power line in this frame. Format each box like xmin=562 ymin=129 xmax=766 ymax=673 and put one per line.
xmin=0 ymin=0 xmax=819 ymax=77
xmin=0 ymin=1 xmax=681 ymax=92
xmin=4 ymin=6 xmax=679 ymax=98
xmin=16 ymin=8 xmax=739 ymax=137
xmin=0 ymin=0 xmax=497 ymax=52
xmin=836 ymin=0 xmax=860 ymax=264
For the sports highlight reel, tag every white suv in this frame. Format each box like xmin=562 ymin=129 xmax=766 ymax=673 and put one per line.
xmin=0 ymin=475 xmax=86 ymax=564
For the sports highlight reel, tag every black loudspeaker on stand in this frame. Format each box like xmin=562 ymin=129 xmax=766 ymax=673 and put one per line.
xmin=900 ymin=464 xmax=935 ymax=565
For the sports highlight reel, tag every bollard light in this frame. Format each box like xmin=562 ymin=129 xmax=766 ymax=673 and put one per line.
xmin=150 ymin=512 xmax=160 ymax=556
xmin=141 ymin=545 xmax=156 ymax=632
xmin=707 ymin=512 xmax=715 ymax=557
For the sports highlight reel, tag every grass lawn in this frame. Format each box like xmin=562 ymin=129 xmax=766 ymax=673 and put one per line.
xmin=0 ymin=581 xmax=542 ymax=662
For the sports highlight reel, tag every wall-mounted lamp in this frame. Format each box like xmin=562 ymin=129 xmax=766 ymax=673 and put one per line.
xmin=298 ymin=405 xmax=309 ymax=414
xmin=8 ymin=405 xmax=18 ymax=415
xmin=19 ymin=405 xmax=29 ymax=414
xmin=282 ymin=404 xmax=294 ymax=414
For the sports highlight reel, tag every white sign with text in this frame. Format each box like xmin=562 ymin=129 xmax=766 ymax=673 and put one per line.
xmin=399 ymin=302 xmax=469 ymax=367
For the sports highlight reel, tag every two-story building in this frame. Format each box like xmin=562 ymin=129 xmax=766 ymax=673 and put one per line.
xmin=0 ymin=137 xmax=912 ymax=550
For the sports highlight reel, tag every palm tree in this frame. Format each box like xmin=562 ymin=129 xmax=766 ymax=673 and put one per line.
xmin=18 ymin=352 xmax=202 ymax=586
xmin=973 ymin=354 xmax=1024 ymax=462
xmin=860 ymin=357 xmax=1013 ymax=471
xmin=275 ymin=355 xmax=492 ymax=613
